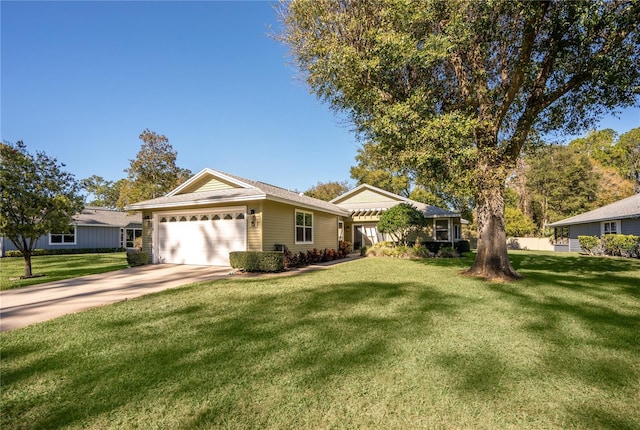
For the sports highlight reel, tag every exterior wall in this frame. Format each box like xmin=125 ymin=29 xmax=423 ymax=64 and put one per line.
xmin=1 ymin=226 xmax=124 ymax=254
xmin=336 ymin=188 xmax=401 ymax=205
xmin=507 ymin=237 xmax=554 ymax=251
xmin=246 ymin=202 xmax=263 ymax=252
xmin=261 ymin=200 xmax=339 ymax=253
xmin=189 ymin=177 xmax=238 ymax=192
xmin=622 ymin=218 xmax=640 ymax=236
xmin=141 ymin=211 xmax=153 ymax=262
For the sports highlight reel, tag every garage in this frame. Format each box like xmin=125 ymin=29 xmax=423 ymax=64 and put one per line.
xmin=155 ymin=207 xmax=247 ymax=266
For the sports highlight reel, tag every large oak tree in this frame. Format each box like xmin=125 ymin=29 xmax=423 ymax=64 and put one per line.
xmin=279 ymin=0 xmax=640 ymax=280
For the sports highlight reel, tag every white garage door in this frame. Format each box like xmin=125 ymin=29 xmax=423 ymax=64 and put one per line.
xmin=157 ymin=207 xmax=246 ymax=266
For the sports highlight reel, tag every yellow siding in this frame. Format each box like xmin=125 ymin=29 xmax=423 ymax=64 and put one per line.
xmin=141 ymin=210 xmax=153 ymax=263
xmin=336 ymin=188 xmax=401 ymax=204
xmin=180 ymin=177 xmax=240 ymax=194
xmin=261 ymin=200 xmax=340 ymax=253
xmin=246 ymin=202 xmax=263 ymax=251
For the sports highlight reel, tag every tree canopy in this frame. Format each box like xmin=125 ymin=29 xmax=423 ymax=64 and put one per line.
xmin=117 ymin=129 xmax=192 ymax=209
xmin=377 ymin=203 xmax=426 ymax=246
xmin=304 ymin=181 xmax=350 ymax=201
xmin=0 ymin=141 xmax=84 ymax=277
xmin=81 ymin=175 xmax=123 ymax=209
xmin=280 ymin=0 xmax=640 ymax=280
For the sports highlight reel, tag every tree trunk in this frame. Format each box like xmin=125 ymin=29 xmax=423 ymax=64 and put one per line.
xmin=464 ymin=161 xmax=522 ymax=281
xmin=23 ymin=251 xmax=33 ymax=278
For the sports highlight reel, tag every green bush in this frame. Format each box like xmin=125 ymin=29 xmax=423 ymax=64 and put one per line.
xmin=454 ymin=240 xmax=471 ymax=254
xmin=4 ymin=248 xmax=121 ymax=257
xmin=126 ymin=250 xmax=149 ymax=267
xmin=229 ymin=251 xmax=284 ymax=272
xmin=601 ymin=234 xmax=639 ymax=258
xmin=578 ymin=235 xmax=600 ymax=255
xmin=436 ymin=246 xmax=460 ymax=258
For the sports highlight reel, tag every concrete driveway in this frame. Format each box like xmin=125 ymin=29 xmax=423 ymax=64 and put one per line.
xmin=0 ymin=264 xmax=233 ymax=332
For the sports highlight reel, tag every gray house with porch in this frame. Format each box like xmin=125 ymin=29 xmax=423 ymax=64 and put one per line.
xmin=547 ymin=193 xmax=640 ymax=252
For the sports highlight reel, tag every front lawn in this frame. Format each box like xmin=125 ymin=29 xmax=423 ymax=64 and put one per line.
xmin=1 ymin=252 xmax=639 ymax=429
xmin=0 ymin=253 xmax=128 ymax=290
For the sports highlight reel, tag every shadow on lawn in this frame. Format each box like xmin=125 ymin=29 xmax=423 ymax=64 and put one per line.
xmin=3 ymin=256 xmax=639 ymax=429
xmin=2 ymin=279 xmax=463 ymax=429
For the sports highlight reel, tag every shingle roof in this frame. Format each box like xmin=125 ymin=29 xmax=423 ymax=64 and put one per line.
xmin=125 ymin=169 xmax=349 ymax=216
xmin=74 ymin=207 xmax=142 ymax=227
xmin=547 ymin=193 xmax=640 ymax=227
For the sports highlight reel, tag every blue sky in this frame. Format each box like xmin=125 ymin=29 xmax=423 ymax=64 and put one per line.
xmin=2 ymin=1 xmax=639 ymax=193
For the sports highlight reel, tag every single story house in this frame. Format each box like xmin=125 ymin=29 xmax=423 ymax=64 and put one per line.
xmin=0 ymin=207 xmax=143 ymax=257
xmin=546 ymin=193 xmax=640 ymax=252
xmin=330 ymin=183 xmax=466 ymax=249
xmin=125 ymin=168 xmax=466 ymax=266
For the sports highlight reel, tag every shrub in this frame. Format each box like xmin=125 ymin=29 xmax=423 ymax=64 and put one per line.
xmin=126 ymin=250 xmax=149 ymax=267
xmin=436 ymin=246 xmax=460 ymax=258
xmin=454 ymin=240 xmax=471 ymax=254
xmin=229 ymin=251 xmax=284 ymax=272
xmin=601 ymin=234 xmax=640 ymax=258
xmin=4 ymin=248 xmax=122 ymax=257
xmin=338 ymin=240 xmax=352 ymax=257
xmin=578 ymin=235 xmax=600 ymax=255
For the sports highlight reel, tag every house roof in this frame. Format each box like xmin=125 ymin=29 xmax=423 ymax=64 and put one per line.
xmin=547 ymin=193 xmax=640 ymax=227
xmin=331 ymin=183 xmax=463 ymax=219
xmin=125 ymin=168 xmax=350 ymax=217
xmin=74 ymin=207 xmax=142 ymax=227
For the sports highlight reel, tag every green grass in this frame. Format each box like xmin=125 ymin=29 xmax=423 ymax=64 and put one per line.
xmin=1 ymin=251 xmax=639 ymax=429
xmin=0 ymin=253 xmax=128 ymax=290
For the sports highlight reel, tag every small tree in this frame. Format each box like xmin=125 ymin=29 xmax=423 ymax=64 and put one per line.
xmin=378 ymin=203 xmax=426 ymax=246
xmin=0 ymin=141 xmax=84 ymax=277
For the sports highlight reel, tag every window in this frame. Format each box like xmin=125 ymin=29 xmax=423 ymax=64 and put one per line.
xmin=295 ymin=210 xmax=313 ymax=243
xmin=435 ymin=219 xmax=449 ymax=241
xmin=554 ymin=227 xmax=569 ymax=245
xmin=123 ymin=228 xmax=142 ymax=248
xmin=453 ymin=224 xmax=461 ymax=241
xmin=212 ymin=214 xmax=221 ymax=221
xmin=50 ymin=226 xmax=76 ymax=245
xmin=189 ymin=216 xmax=198 ymax=222
xmin=338 ymin=221 xmax=344 ymax=242
xmin=602 ymin=220 xmax=619 ymax=236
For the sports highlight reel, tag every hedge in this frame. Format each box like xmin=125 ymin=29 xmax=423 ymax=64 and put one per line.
xmin=126 ymin=250 xmax=149 ymax=267
xmin=4 ymin=248 xmax=122 ymax=257
xmin=578 ymin=234 xmax=639 ymax=258
xmin=229 ymin=251 xmax=285 ymax=272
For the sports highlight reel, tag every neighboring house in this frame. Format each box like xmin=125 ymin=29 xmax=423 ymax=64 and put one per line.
xmin=0 ymin=207 xmax=143 ymax=257
xmin=125 ymin=168 xmax=466 ymax=266
xmin=546 ymin=193 xmax=640 ymax=252
xmin=330 ymin=183 xmax=466 ymax=250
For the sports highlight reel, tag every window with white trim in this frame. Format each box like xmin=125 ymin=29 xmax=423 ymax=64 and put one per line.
xmin=435 ymin=219 xmax=449 ymax=241
xmin=453 ymin=224 xmax=461 ymax=241
xmin=124 ymin=228 xmax=142 ymax=248
xmin=50 ymin=226 xmax=76 ymax=245
xmin=601 ymin=220 xmax=620 ymax=235
xmin=295 ymin=210 xmax=313 ymax=244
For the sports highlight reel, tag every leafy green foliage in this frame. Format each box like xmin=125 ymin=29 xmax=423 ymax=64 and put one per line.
xmin=81 ymin=175 xmax=124 ymax=209
xmin=0 ymin=141 xmax=84 ymax=277
xmin=377 ymin=203 xmax=426 ymax=245
xmin=601 ymin=234 xmax=640 ymax=258
xmin=280 ymin=0 xmax=640 ymax=280
xmin=504 ymin=207 xmax=536 ymax=237
xmin=578 ymin=236 xmax=601 ymax=255
xmin=117 ymin=129 xmax=192 ymax=209
xmin=126 ymin=250 xmax=149 ymax=267
xmin=229 ymin=251 xmax=285 ymax=272
xmin=304 ymin=181 xmax=350 ymax=201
